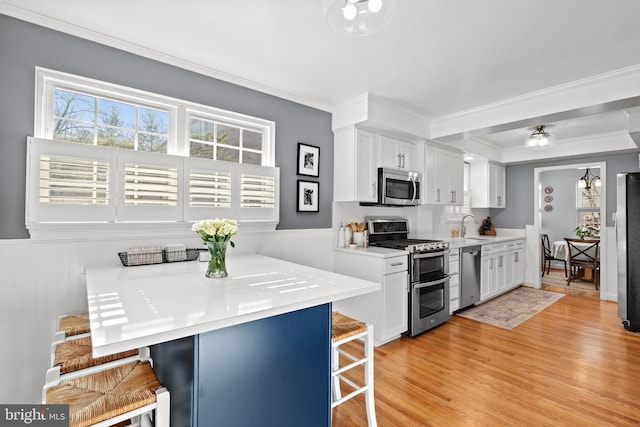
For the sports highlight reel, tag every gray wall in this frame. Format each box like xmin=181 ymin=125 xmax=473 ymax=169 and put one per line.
xmin=0 ymin=15 xmax=333 ymax=239
xmin=491 ymin=152 xmax=640 ymax=229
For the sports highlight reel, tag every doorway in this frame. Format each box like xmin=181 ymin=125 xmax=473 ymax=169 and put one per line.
xmin=532 ymin=161 xmax=607 ymax=299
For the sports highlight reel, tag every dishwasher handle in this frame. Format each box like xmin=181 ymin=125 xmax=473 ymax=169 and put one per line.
xmin=462 ymin=246 xmax=482 ymax=257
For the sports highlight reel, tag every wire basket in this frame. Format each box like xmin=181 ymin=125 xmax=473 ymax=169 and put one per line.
xmin=163 ymin=248 xmax=200 ymax=263
xmin=118 ymin=248 xmax=201 ymax=267
xmin=118 ymin=250 xmax=163 ymax=267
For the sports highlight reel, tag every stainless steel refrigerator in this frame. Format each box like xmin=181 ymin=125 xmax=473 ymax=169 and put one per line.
xmin=617 ymin=172 xmax=640 ymax=332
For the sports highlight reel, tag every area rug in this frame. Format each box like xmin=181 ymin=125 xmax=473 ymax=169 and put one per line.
xmin=456 ymin=287 xmax=564 ymax=329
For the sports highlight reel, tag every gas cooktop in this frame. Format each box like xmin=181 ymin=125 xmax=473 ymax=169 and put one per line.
xmin=366 ymin=217 xmax=449 ymax=253
xmin=370 ymin=238 xmax=448 ymax=253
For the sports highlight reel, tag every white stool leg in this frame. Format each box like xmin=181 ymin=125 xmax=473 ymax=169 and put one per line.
xmin=364 ymin=324 xmax=377 ymax=427
xmin=154 ymin=387 xmax=171 ymax=427
xmin=332 ymin=345 xmax=342 ymax=400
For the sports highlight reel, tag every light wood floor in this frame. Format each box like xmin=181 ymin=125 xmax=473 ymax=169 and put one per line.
xmin=332 ymin=294 xmax=640 ymax=426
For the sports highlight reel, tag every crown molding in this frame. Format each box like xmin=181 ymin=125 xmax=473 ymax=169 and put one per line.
xmin=0 ymin=3 xmax=333 ymax=113
xmin=431 ymin=64 xmax=640 ymax=140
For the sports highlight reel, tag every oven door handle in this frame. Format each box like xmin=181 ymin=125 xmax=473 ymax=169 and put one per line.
xmin=413 ymin=276 xmax=449 ymax=289
xmin=412 ymin=251 xmax=445 ymax=259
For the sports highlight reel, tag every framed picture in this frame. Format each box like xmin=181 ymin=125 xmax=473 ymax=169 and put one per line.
xmin=297 ymin=143 xmax=320 ymax=177
xmin=297 ymin=180 xmax=319 ymax=212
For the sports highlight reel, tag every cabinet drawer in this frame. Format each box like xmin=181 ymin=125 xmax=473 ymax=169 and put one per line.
xmin=384 ymin=256 xmax=409 ymax=274
xmin=507 ymin=240 xmax=524 ymax=249
xmin=482 ymin=242 xmax=507 ymax=255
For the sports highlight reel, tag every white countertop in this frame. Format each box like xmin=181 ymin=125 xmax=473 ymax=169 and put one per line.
xmin=446 ymin=235 xmax=525 ymax=249
xmin=333 ymin=245 xmax=409 ymax=258
xmin=85 ymin=253 xmax=380 ymax=357
xmin=333 ymin=235 xmax=525 ymax=256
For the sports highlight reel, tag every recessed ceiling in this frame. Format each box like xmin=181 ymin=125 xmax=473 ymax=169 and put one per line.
xmin=3 ymin=0 xmax=640 ymax=162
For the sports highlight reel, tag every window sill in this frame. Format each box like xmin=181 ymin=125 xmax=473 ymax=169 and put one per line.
xmin=26 ymin=221 xmax=278 ymax=242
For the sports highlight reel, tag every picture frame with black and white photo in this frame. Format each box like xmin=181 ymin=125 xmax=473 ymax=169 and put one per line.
xmin=296 ymin=180 xmax=319 ymax=212
xmin=297 ymin=143 xmax=320 ymax=177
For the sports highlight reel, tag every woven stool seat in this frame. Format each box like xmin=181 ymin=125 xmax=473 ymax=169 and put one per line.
xmin=54 ymin=336 xmax=140 ymax=375
xmin=331 ymin=312 xmax=366 ymax=342
xmin=46 ymin=361 xmax=163 ymax=427
xmin=59 ymin=313 xmax=91 ymax=337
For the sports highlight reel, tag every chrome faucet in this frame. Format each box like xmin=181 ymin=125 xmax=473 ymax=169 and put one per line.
xmin=460 ymin=214 xmax=479 ymax=238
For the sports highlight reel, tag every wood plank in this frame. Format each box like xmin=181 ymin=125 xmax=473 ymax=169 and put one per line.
xmin=332 ymin=294 xmax=640 ymax=426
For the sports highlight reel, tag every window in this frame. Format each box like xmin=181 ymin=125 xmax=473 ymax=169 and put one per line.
xmin=576 ymin=180 xmax=601 ymax=237
xmin=189 ymin=115 xmax=264 ymax=165
xmin=30 ymin=68 xmax=278 ymax=235
xmin=36 ymin=68 xmax=275 ymax=165
xmin=52 ymin=88 xmax=170 ymax=152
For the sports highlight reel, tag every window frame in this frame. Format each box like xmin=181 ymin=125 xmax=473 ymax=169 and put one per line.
xmin=35 ymin=67 xmax=275 ymax=165
xmin=30 ymin=68 xmax=278 ymax=240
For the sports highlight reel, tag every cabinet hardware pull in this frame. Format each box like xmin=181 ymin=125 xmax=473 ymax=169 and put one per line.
xmin=436 ymin=188 xmax=440 ymax=202
xmin=390 ymin=262 xmax=404 ymax=267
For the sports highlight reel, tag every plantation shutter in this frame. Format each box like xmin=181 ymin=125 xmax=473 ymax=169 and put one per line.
xmin=26 ymin=138 xmax=117 ymax=222
xmin=116 ymin=150 xmax=183 ymax=221
xmin=27 ymin=138 xmax=279 ymax=227
xmin=183 ymin=157 xmax=233 ymax=221
xmin=237 ymin=163 xmax=279 ymax=222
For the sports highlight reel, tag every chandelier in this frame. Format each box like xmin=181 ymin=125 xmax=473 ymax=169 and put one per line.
xmin=323 ymin=0 xmax=397 ymax=37
xmin=578 ymin=168 xmax=601 ymax=191
xmin=524 ymin=125 xmax=555 ymax=150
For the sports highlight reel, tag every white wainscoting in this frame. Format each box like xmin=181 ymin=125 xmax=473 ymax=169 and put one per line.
xmin=0 ymin=228 xmax=333 ymax=404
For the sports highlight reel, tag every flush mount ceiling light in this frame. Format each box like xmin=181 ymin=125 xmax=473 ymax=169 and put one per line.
xmin=524 ymin=125 xmax=555 ymax=150
xmin=323 ymin=0 xmax=397 ymax=37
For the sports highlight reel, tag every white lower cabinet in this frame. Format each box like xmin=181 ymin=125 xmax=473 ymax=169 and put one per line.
xmin=480 ymin=239 xmax=525 ymax=302
xmin=449 ymin=249 xmax=460 ymax=313
xmin=333 ymin=252 xmax=409 ymax=346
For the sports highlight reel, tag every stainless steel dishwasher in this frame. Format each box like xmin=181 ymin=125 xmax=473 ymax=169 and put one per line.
xmin=460 ymin=246 xmax=482 ymax=309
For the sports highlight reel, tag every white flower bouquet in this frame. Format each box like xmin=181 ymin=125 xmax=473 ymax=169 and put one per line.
xmin=192 ymin=218 xmax=239 ymax=246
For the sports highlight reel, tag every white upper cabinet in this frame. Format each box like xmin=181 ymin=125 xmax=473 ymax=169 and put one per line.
xmin=334 ymin=126 xmax=379 ymax=203
xmin=354 ymin=128 xmax=379 ymax=202
xmin=378 ymin=135 xmax=418 ymax=171
xmin=470 ymin=160 xmax=506 ymax=208
xmin=423 ymin=143 xmax=464 ymax=205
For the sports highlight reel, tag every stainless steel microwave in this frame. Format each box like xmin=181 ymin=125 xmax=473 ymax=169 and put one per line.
xmin=378 ymin=168 xmax=421 ymax=206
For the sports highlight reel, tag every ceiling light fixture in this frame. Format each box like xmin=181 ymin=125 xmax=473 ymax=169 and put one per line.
xmin=578 ymin=168 xmax=601 ymax=190
xmin=323 ymin=0 xmax=397 ymax=37
xmin=524 ymin=125 xmax=555 ymax=150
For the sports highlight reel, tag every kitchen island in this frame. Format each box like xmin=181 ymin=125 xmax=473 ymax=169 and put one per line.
xmin=85 ymin=253 xmax=379 ymax=427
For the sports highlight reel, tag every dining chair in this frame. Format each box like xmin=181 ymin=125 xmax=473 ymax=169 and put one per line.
xmin=564 ymin=238 xmax=600 ymax=290
xmin=541 ymin=234 xmax=567 ymax=277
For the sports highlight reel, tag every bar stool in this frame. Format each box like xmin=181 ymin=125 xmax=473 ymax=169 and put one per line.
xmin=54 ymin=312 xmax=91 ymax=342
xmin=48 ymin=335 xmax=143 ymax=377
xmin=43 ymin=358 xmax=170 ymax=427
xmin=331 ymin=312 xmax=377 ymax=427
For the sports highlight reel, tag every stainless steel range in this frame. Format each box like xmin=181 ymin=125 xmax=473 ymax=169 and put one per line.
xmin=367 ymin=217 xmax=450 ymax=336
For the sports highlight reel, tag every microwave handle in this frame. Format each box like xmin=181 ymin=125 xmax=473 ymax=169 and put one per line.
xmin=411 ymin=179 xmax=417 ymax=205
